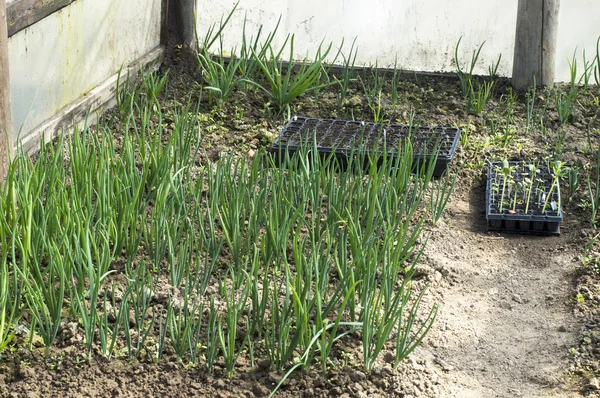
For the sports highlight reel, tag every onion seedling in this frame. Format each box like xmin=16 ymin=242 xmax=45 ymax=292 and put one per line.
xmin=193 ymin=2 xmax=243 ymax=106
xmin=430 ymin=171 xmax=457 ymax=225
xmin=499 ymin=159 xmax=515 ymax=213
xmin=542 ymin=160 xmax=566 ymax=215
xmin=391 ymin=58 xmax=401 ymax=106
xmin=595 ymin=37 xmax=600 ymax=91
xmin=334 ymin=37 xmax=358 ymax=108
xmin=205 ymin=297 xmax=219 ymax=373
xmin=98 ymin=283 xmax=127 ymax=360
xmin=566 ymin=164 xmax=580 ymax=202
xmin=122 ymin=263 xmax=156 ymax=360
xmin=525 ymin=77 xmax=536 ymax=135
xmin=502 ymin=89 xmax=516 ymax=148
xmin=218 ymin=270 xmax=251 ymax=377
xmin=510 ymin=179 xmax=522 ymax=212
xmin=167 ymin=294 xmax=204 ymax=365
xmin=245 ymin=35 xmax=339 ymax=119
xmin=555 ymin=89 xmax=574 ymax=126
xmin=524 ymin=163 xmax=540 ymax=214
xmin=588 ymin=149 xmax=600 ymax=227
xmin=580 ymin=49 xmax=594 ymax=89
xmin=139 ymin=65 xmax=169 ymax=108
xmin=238 ymin=14 xmax=281 ymax=84
xmin=470 ymin=80 xmax=494 ymax=114
xmin=197 ymin=45 xmax=244 ymax=107
xmin=115 ymin=67 xmax=139 ymax=123
xmin=0 ymin=201 xmax=20 ymax=355
xmin=18 ymin=240 xmax=66 ymax=355
xmin=454 ymin=37 xmax=484 ymax=103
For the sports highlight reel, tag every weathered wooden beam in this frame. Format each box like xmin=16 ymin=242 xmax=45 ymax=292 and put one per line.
xmin=173 ymin=0 xmax=196 ymax=49
xmin=7 ymin=0 xmax=76 ymax=37
xmin=1 ymin=0 xmax=13 ymax=181
xmin=160 ymin=0 xmax=169 ymax=46
xmin=541 ymin=0 xmax=560 ymax=86
xmin=512 ymin=0 xmax=560 ymax=89
xmin=17 ymin=46 xmax=165 ymax=155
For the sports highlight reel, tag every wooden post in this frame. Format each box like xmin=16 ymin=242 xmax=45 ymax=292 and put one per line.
xmin=174 ymin=0 xmax=196 ymax=49
xmin=512 ymin=0 xmax=560 ymax=90
xmin=541 ymin=0 xmax=560 ymax=86
xmin=0 ymin=0 xmax=13 ymax=181
xmin=161 ymin=0 xmax=169 ymax=46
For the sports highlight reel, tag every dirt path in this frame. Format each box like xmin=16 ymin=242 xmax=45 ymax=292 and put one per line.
xmin=417 ymin=182 xmax=582 ymax=398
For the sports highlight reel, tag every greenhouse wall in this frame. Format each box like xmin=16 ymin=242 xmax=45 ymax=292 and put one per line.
xmin=7 ymin=0 xmax=162 ymax=148
xmin=5 ymin=0 xmax=599 ymax=153
xmin=195 ymin=0 xmax=600 ymax=83
xmin=555 ymin=0 xmax=600 ymax=83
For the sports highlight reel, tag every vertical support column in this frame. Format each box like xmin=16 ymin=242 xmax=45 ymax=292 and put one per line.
xmin=512 ymin=0 xmax=561 ymax=90
xmin=161 ymin=0 xmax=170 ymax=46
xmin=541 ymin=0 xmax=560 ymax=86
xmin=0 ymin=0 xmax=13 ymax=181
xmin=174 ymin=0 xmax=196 ymax=50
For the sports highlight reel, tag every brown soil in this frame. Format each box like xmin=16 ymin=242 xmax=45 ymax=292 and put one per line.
xmin=2 ymin=41 xmax=600 ymax=398
xmin=422 ymin=182 xmax=581 ymax=398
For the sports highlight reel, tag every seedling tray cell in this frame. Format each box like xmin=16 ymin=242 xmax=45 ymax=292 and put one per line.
xmin=268 ymin=117 xmax=460 ymax=177
xmin=486 ymin=161 xmax=563 ymax=235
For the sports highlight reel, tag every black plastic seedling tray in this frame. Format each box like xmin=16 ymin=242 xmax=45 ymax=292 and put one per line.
xmin=268 ymin=117 xmax=460 ymax=177
xmin=486 ymin=161 xmax=563 ymax=235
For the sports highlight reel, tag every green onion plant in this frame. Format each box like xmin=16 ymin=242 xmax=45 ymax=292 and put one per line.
xmin=594 ymin=37 xmax=600 ymax=91
xmin=430 ymin=171 xmax=457 ymax=225
xmin=335 ymin=38 xmax=358 ymax=108
xmin=454 ymin=37 xmax=501 ymax=114
xmin=588 ymin=149 xmax=600 ymax=227
xmin=0 ymin=71 xmax=441 ymax=383
xmin=525 ymin=77 xmax=537 ymax=135
xmin=246 ymin=36 xmax=339 ymax=119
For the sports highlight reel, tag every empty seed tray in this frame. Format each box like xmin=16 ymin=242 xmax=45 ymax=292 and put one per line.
xmin=486 ymin=160 xmax=563 ymax=235
xmin=268 ymin=117 xmax=460 ymax=177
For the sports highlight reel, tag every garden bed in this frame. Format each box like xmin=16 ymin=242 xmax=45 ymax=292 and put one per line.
xmin=1 ymin=27 xmax=600 ymax=397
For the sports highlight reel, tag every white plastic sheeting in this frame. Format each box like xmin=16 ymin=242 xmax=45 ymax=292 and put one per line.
xmin=8 ymin=0 xmax=161 ymax=137
xmin=196 ymin=0 xmax=599 ymax=83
